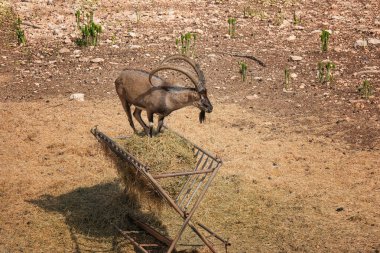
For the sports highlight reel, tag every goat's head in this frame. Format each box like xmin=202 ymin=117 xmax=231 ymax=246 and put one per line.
xmin=149 ymin=55 xmax=213 ymax=123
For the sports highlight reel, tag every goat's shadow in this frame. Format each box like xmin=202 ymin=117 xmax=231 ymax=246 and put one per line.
xmin=29 ymin=181 xmax=168 ymax=252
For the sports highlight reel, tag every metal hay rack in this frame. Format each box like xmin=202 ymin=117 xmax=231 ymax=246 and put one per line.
xmin=91 ymin=127 xmax=230 ymax=253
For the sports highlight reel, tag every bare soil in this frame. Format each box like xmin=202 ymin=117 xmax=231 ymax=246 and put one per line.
xmin=1 ymin=0 xmax=379 ymax=252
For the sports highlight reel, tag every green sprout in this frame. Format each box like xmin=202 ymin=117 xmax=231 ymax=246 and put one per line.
xmin=320 ymin=30 xmax=330 ymax=52
xmin=293 ymin=11 xmax=301 ymax=25
xmin=228 ymin=17 xmax=236 ymax=37
xmin=75 ymin=10 xmax=102 ymax=47
xmin=284 ymin=68 xmax=290 ymax=90
xmin=239 ymin=61 xmax=248 ymax=81
xmin=15 ymin=17 xmax=26 ymax=45
xmin=358 ymin=80 xmax=373 ymax=99
xmin=135 ymin=8 xmax=141 ymax=23
xmin=176 ymin=32 xmax=197 ymax=57
xmin=318 ymin=61 xmax=336 ymax=84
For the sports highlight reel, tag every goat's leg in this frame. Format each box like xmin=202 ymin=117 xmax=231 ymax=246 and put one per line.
xmin=117 ymin=92 xmax=137 ymax=133
xmin=157 ymin=115 xmax=165 ymax=133
xmin=147 ymin=112 xmax=154 ymax=137
xmin=133 ymin=108 xmax=149 ymax=134
xmin=125 ymin=102 xmax=137 ymax=133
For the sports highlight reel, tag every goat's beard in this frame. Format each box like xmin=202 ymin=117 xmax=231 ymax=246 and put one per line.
xmin=199 ymin=110 xmax=206 ymax=123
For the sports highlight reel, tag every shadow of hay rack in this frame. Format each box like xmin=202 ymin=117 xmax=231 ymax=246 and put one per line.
xmin=91 ymin=127 xmax=230 ymax=253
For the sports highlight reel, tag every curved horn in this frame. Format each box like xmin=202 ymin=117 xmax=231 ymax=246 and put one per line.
xmin=149 ymin=64 xmax=199 ymax=87
xmin=161 ymin=55 xmax=206 ymax=89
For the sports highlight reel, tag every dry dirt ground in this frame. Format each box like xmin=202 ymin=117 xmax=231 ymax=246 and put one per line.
xmin=1 ymin=0 xmax=380 ymax=252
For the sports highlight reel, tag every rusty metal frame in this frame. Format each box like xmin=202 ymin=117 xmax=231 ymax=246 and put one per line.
xmin=91 ymin=127 xmax=230 ymax=253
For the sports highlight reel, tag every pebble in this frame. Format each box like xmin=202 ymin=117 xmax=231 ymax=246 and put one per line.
xmin=286 ymin=35 xmax=296 ymax=41
xmin=354 ymin=39 xmax=367 ymax=47
xmin=279 ymin=20 xmax=291 ymax=28
xmin=58 ymin=48 xmax=70 ymax=54
xmin=290 ymin=73 xmax=298 ymax=79
xmin=299 ymin=84 xmax=305 ymax=89
xmin=290 ymin=55 xmax=303 ymax=61
xmin=69 ymin=93 xmax=85 ymax=101
xmin=368 ymin=38 xmax=380 ymax=45
xmin=91 ymin=58 xmax=104 ymax=63
xmin=128 ymin=32 xmax=138 ymax=38
xmin=129 ymin=45 xmax=141 ymax=49
xmin=64 ymin=37 xmax=71 ymax=44
xmin=246 ymin=94 xmax=259 ymax=100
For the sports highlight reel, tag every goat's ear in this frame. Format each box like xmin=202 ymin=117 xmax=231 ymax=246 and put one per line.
xmin=199 ymin=110 xmax=206 ymax=123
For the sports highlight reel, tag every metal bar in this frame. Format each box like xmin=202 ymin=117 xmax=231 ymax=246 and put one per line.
xmin=197 ymin=223 xmax=231 ymax=247
xmin=184 ymin=161 xmax=214 ymax=209
xmin=179 ymin=157 xmax=209 ymax=208
xmin=167 ymin=164 xmax=221 ymax=253
xmin=152 ymin=169 xmax=214 ymax=179
xmin=112 ymin=224 xmax=149 ymax=253
xmin=134 ymin=220 xmax=173 ymax=247
xmin=175 ymin=152 xmax=205 ymax=203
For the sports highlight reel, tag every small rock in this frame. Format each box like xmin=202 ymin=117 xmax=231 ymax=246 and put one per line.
xmin=230 ymin=75 xmax=239 ymax=80
xmin=129 ymin=45 xmax=141 ymax=49
xmin=290 ymin=73 xmax=298 ymax=79
xmin=354 ymin=39 xmax=367 ymax=47
xmin=53 ymin=29 xmax=60 ymax=35
xmin=195 ymin=29 xmax=204 ymax=34
xmin=64 ymin=37 xmax=71 ymax=44
xmin=331 ymin=15 xmax=344 ymax=20
xmin=91 ymin=58 xmax=104 ymax=63
xmin=290 ymin=55 xmax=303 ymax=61
xmin=111 ymin=44 xmax=119 ymax=48
xmin=128 ymin=32 xmax=138 ymax=38
xmin=293 ymin=25 xmax=304 ymax=30
xmin=47 ymin=0 xmax=53 ymax=4
xmin=311 ymin=29 xmax=321 ymax=34
xmin=336 ymin=207 xmax=344 ymax=212
xmin=69 ymin=93 xmax=85 ymax=101
xmin=371 ymin=28 xmax=380 ymax=36
xmin=279 ymin=19 xmax=291 ymax=28
xmin=368 ymin=38 xmax=380 ymax=45
xmin=58 ymin=48 xmax=70 ymax=54
xmin=286 ymin=35 xmax=296 ymax=41
xmin=73 ymin=49 xmax=81 ymax=55
xmin=246 ymin=94 xmax=259 ymax=100
xmin=299 ymin=84 xmax=305 ymax=89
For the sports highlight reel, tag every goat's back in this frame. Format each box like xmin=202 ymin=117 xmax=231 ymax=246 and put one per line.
xmin=115 ymin=69 xmax=165 ymax=101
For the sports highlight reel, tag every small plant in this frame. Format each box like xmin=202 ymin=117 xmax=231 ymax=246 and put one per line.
xmin=318 ymin=61 xmax=336 ymax=84
xmin=358 ymin=80 xmax=373 ymax=99
xmin=293 ymin=11 xmax=301 ymax=25
xmin=320 ymin=30 xmax=330 ymax=52
xmin=228 ymin=17 xmax=236 ymax=37
xmin=284 ymin=68 xmax=290 ymax=90
xmin=15 ymin=17 xmax=26 ymax=45
xmin=135 ymin=8 xmax=141 ymax=23
xmin=175 ymin=32 xmax=197 ymax=57
xmin=239 ymin=61 xmax=248 ymax=81
xmin=75 ymin=10 xmax=102 ymax=47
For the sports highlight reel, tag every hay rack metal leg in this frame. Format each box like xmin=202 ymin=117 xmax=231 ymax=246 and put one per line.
xmin=91 ymin=127 xmax=230 ymax=253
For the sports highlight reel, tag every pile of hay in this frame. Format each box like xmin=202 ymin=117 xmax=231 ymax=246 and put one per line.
xmin=112 ymin=130 xmax=197 ymax=206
